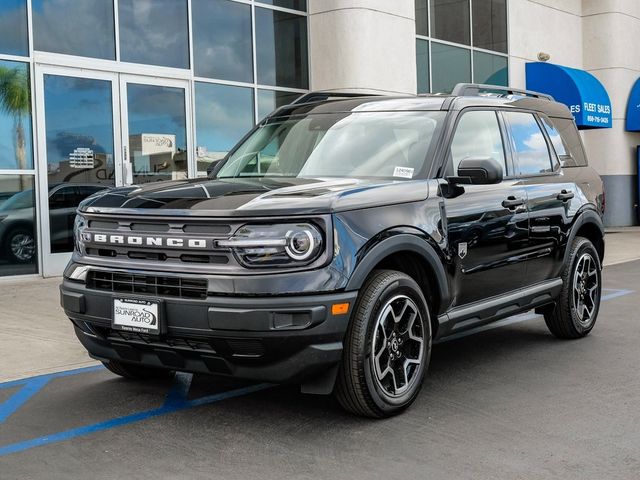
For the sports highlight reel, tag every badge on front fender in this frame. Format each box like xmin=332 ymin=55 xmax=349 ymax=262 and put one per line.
xmin=458 ymin=242 xmax=468 ymax=259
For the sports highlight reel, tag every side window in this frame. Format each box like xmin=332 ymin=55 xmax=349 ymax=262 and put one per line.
xmin=546 ymin=117 xmax=588 ymax=167
xmin=49 ymin=187 xmax=80 ymax=210
xmin=503 ymin=111 xmax=553 ymax=176
xmin=449 ymin=110 xmax=506 ymax=176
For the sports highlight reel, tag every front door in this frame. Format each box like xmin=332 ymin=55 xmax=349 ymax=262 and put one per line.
xmin=35 ymin=67 xmax=193 ymax=276
xmin=442 ymin=109 xmax=529 ymax=307
xmin=35 ymin=67 xmax=121 ymax=276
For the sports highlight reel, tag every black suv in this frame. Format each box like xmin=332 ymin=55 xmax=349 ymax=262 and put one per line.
xmin=61 ymin=84 xmax=605 ymax=418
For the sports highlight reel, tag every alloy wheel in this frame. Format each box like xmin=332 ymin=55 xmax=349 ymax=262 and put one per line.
xmin=10 ymin=233 xmax=35 ymax=262
xmin=371 ymin=295 xmax=425 ymax=398
xmin=572 ymin=252 xmax=599 ymax=326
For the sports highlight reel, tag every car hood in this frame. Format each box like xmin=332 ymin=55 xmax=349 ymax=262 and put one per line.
xmin=79 ymin=177 xmax=431 ymax=217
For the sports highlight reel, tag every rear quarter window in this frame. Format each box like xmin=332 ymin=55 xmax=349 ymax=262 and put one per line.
xmin=544 ymin=117 xmax=588 ymax=167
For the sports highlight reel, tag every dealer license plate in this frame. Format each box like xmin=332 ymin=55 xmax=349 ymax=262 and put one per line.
xmin=113 ymin=298 xmax=160 ymax=334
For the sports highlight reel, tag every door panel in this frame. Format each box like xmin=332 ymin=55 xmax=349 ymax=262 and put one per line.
xmin=503 ymin=111 xmax=569 ymax=285
xmin=445 ymin=182 xmax=529 ymax=306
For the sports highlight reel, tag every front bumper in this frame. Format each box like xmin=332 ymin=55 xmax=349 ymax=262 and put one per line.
xmin=60 ymin=278 xmax=357 ymax=384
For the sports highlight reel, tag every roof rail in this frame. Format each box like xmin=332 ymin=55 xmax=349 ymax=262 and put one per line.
xmin=450 ymin=83 xmax=554 ymax=101
xmin=289 ymin=91 xmax=381 ymax=105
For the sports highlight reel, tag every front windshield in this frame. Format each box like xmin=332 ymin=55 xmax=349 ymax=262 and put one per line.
xmin=216 ymin=111 xmax=445 ymax=180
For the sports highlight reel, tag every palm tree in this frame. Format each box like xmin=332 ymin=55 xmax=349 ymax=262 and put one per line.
xmin=0 ymin=64 xmax=30 ymax=187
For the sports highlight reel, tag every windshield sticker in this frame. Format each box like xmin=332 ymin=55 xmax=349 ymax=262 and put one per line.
xmin=393 ymin=166 xmax=414 ymax=179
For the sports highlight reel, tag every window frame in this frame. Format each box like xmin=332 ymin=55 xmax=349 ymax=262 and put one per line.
xmin=500 ymin=109 xmax=561 ymax=179
xmin=436 ymin=107 xmax=514 ymax=180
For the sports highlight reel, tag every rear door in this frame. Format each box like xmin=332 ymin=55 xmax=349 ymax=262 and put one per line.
xmin=502 ymin=111 xmax=576 ymax=284
xmin=442 ymin=109 xmax=529 ymax=307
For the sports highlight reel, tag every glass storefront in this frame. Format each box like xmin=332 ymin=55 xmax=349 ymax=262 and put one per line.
xmin=415 ymin=0 xmax=509 ymax=93
xmin=32 ymin=0 xmax=116 ymax=60
xmin=0 ymin=0 xmax=309 ymax=277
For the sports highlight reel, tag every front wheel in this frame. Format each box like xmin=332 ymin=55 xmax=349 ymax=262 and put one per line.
xmin=544 ymin=237 xmax=602 ymax=339
xmin=334 ymin=270 xmax=432 ymax=418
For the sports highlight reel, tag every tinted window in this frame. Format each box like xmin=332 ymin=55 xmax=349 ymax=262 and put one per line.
xmin=33 ymin=0 xmax=115 ymax=60
xmin=431 ymin=43 xmax=470 ymax=93
xmin=0 ymin=0 xmax=28 ymax=56
xmin=255 ymin=8 xmax=308 ymax=89
xmin=449 ymin=110 xmax=506 ymax=175
xmin=504 ymin=112 xmax=553 ymax=175
xmin=195 ymin=82 xmax=254 ymax=174
xmin=431 ymin=0 xmax=470 ymax=45
xmin=119 ymin=0 xmax=189 ymax=68
xmin=546 ymin=117 xmax=587 ymax=167
xmin=473 ymin=51 xmax=508 ymax=86
xmin=49 ymin=186 xmax=78 ymax=209
xmin=416 ymin=39 xmax=430 ymax=94
xmin=0 ymin=60 xmax=33 ymax=170
xmin=472 ymin=0 xmax=508 ymax=53
xmin=415 ymin=0 xmax=429 ymax=36
xmin=193 ymin=0 xmax=253 ymax=82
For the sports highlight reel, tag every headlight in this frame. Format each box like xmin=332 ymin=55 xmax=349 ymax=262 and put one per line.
xmin=218 ymin=223 xmax=323 ymax=267
xmin=73 ymin=214 xmax=86 ymax=253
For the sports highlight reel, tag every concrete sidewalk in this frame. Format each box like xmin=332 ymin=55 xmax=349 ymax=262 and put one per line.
xmin=1 ymin=229 xmax=639 ymax=383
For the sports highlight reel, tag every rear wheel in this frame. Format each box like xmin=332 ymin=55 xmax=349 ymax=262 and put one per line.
xmin=102 ymin=360 xmax=174 ymax=380
xmin=334 ymin=270 xmax=431 ymax=418
xmin=544 ymin=237 xmax=602 ymax=339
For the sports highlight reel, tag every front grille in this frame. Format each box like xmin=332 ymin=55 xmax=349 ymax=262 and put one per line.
xmin=83 ymin=214 xmax=236 ymax=267
xmin=108 ymin=329 xmax=216 ymax=353
xmin=87 ymin=271 xmax=208 ymax=299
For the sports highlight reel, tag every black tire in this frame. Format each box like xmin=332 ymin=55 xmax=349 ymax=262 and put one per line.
xmin=5 ymin=227 xmax=36 ymax=263
xmin=102 ymin=360 xmax=174 ymax=380
xmin=544 ymin=237 xmax=602 ymax=339
xmin=334 ymin=270 xmax=432 ymax=418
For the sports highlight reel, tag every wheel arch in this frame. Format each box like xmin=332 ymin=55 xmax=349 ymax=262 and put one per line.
xmin=565 ymin=209 xmax=605 ymax=267
xmin=345 ymin=233 xmax=450 ymax=336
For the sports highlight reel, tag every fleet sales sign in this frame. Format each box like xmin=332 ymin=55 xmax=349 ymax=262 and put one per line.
xmin=570 ymin=102 xmax=611 ymax=126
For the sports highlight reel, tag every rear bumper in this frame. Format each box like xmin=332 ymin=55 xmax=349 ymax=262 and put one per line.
xmin=61 ymin=278 xmax=357 ymax=383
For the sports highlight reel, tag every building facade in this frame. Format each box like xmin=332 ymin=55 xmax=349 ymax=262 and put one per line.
xmin=0 ymin=0 xmax=636 ymax=278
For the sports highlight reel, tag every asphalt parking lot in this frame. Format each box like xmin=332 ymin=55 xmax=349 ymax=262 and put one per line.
xmin=1 ymin=260 xmax=640 ymax=480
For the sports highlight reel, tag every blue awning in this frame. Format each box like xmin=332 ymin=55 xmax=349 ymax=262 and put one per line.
xmin=526 ymin=62 xmax=612 ymax=129
xmin=626 ymin=78 xmax=640 ymax=131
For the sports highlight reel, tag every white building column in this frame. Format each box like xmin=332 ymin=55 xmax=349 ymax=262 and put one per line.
xmin=307 ymin=0 xmax=417 ymax=95
xmin=582 ymin=0 xmax=640 ymax=226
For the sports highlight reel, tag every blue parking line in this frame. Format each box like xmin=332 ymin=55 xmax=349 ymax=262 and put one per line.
xmin=0 ymin=365 xmax=104 ymax=390
xmin=0 ymin=372 xmax=272 ymax=457
xmin=0 ymin=366 xmax=104 ymax=424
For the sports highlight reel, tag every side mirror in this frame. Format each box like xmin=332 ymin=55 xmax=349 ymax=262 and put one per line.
xmin=454 ymin=156 xmax=504 ymax=185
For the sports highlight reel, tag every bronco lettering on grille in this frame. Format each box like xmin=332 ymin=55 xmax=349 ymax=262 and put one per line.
xmin=90 ymin=233 xmax=209 ymax=249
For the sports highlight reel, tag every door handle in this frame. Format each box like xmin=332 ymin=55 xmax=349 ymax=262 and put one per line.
xmin=502 ymin=196 xmax=525 ymax=209
xmin=557 ymin=190 xmax=574 ymax=201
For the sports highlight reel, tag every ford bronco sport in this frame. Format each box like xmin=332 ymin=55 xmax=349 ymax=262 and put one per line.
xmin=61 ymin=84 xmax=605 ymax=418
